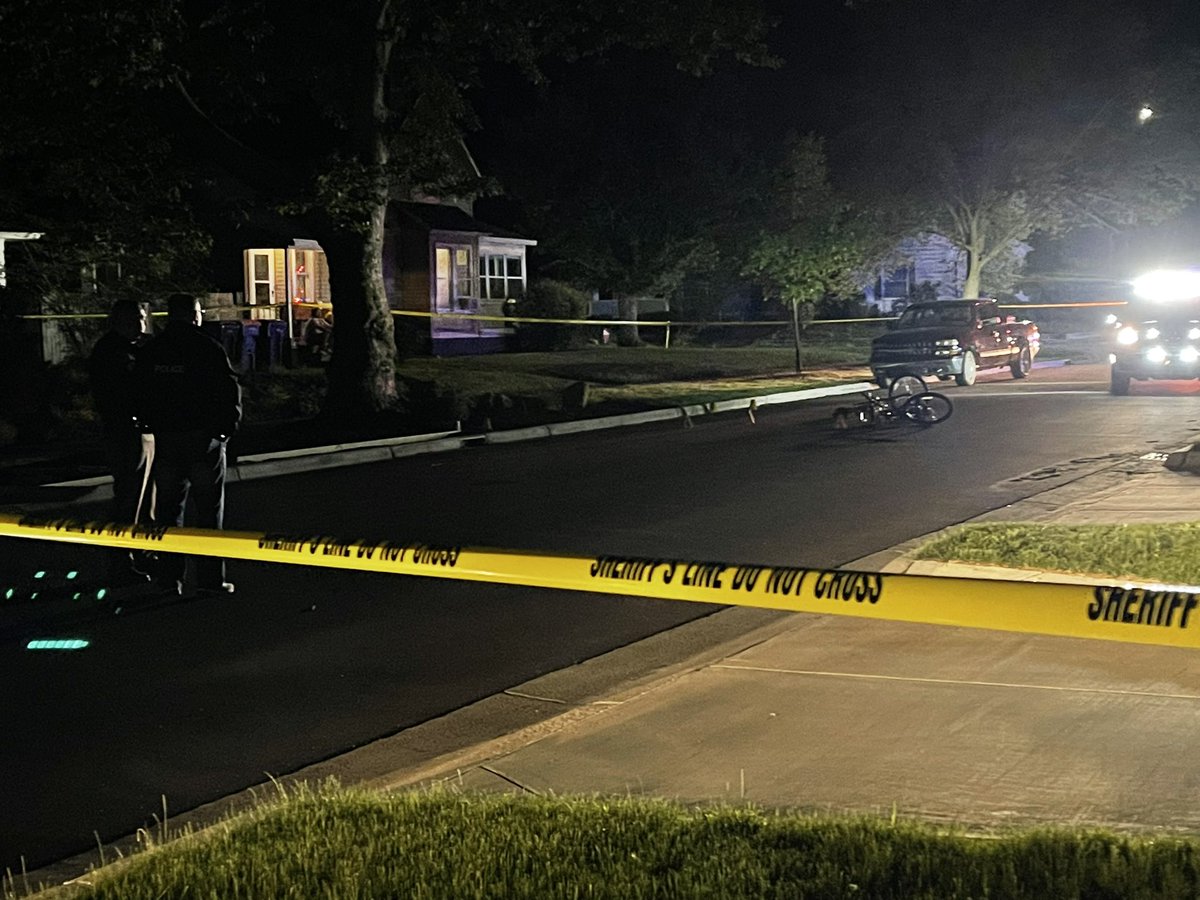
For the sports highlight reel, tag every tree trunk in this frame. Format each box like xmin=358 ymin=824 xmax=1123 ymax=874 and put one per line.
xmin=962 ymin=251 xmax=983 ymax=299
xmin=791 ymin=298 xmax=803 ymax=375
xmin=320 ymin=2 xmax=400 ymax=421
xmin=616 ymin=295 xmax=642 ymax=346
xmin=320 ymin=5 xmax=398 ymax=421
xmin=323 ymin=217 xmax=398 ymax=420
xmin=962 ymin=219 xmax=983 ymax=299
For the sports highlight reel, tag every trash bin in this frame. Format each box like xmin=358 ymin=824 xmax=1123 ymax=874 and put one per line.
xmin=239 ymin=322 xmax=259 ymax=372
xmin=258 ymin=320 xmax=288 ymax=370
xmin=202 ymin=322 xmax=242 ymax=364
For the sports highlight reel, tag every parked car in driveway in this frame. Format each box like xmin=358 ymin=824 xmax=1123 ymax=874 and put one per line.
xmin=869 ymin=299 xmax=1040 ymax=387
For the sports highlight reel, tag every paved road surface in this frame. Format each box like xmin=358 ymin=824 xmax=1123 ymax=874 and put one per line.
xmin=3 ymin=363 xmax=1200 ymax=870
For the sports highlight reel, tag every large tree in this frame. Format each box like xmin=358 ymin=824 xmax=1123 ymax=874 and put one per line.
xmin=743 ymin=135 xmax=893 ymax=372
xmin=833 ymin=0 xmax=1200 ymax=299
xmin=1 ymin=0 xmax=773 ymax=421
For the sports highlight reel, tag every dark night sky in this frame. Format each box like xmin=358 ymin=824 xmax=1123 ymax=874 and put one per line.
xmin=470 ymin=0 xmax=1200 ymax=286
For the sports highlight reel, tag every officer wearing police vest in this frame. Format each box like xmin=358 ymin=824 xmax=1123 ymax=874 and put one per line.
xmin=135 ymin=293 xmax=242 ymax=597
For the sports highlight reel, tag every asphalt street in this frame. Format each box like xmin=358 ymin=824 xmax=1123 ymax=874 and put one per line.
xmin=3 ymin=363 xmax=1200 ymax=872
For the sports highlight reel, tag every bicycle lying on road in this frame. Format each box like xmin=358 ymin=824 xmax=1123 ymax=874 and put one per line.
xmin=832 ymin=374 xmax=953 ymax=429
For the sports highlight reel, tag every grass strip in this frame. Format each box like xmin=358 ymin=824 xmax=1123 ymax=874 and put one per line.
xmin=913 ymin=522 xmax=1200 ymax=585
xmin=36 ymin=783 xmax=1200 ymax=899
xmin=398 ymin=345 xmax=869 ymax=387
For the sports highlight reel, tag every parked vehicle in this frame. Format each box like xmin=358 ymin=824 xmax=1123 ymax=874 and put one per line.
xmin=1110 ymin=313 xmax=1200 ymax=394
xmin=869 ymin=299 xmax=1039 ymax=387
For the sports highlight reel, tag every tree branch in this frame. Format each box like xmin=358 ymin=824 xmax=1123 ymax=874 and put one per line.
xmin=169 ymin=75 xmax=295 ymax=194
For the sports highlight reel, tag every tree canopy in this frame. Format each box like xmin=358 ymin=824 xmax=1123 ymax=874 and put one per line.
xmin=0 ymin=0 xmax=774 ymax=417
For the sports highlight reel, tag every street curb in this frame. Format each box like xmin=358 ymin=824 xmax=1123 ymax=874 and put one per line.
xmin=33 ymin=381 xmax=877 ymax=499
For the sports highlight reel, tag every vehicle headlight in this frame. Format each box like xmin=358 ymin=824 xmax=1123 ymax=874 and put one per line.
xmin=1189 ymin=327 xmax=1200 ymax=340
xmin=1117 ymin=326 xmax=1140 ymax=345
xmin=1104 ymin=314 xmax=1118 ymax=326
xmin=1145 ymin=327 xmax=1161 ymax=340
xmin=1146 ymin=345 xmax=1168 ymax=363
xmin=1181 ymin=346 xmax=1200 ymax=363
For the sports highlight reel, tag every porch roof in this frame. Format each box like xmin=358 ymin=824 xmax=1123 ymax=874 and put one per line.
xmin=390 ymin=202 xmax=535 ymax=245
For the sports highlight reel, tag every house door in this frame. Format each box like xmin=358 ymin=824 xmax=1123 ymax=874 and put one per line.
xmin=244 ymin=250 xmax=276 ymax=314
xmin=434 ymin=247 xmax=452 ymax=314
xmin=433 ymin=244 xmax=476 ymax=314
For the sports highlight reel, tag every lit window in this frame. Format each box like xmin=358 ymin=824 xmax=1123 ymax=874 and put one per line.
xmin=480 ymin=254 xmax=524 ymax=299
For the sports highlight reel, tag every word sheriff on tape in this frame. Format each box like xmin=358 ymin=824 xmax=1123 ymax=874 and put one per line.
xmin=2 ymin=513 xmax=1198 ymax=649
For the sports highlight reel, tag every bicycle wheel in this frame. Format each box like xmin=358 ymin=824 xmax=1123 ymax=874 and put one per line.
xmin=902 ymin=392 xmax=953 ymax=425
xmin=888 ymin=374 xmax=927 ymax=409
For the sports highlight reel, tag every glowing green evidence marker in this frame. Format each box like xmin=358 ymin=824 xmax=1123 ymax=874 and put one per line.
xmin=25 ymin=639 xmax=90 ymax=651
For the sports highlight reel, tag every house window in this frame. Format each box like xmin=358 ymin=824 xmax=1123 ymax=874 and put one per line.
xmin=82 ymin=260 xmax=123 ymax=294
xmin=480 ymin=254 xmax=524 ymax=299
xmin=879 ymin=263 xmax=915 ymax=299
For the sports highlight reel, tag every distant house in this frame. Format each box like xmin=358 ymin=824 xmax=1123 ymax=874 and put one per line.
xmin=863 ymin=234 xmax=965 ymax=313
xmin=0 ymin=230 xmax=63 ymax=362
xmin=0 ymin=231 xmax=42 ymax=288
xmin=384 ymin=201 xmax=537 ymax=355
xmin=226 ymin=137 xmax=537 ymax=357
xmin=863 ymin=233 xmax=1030 ymax=313
xmin=233 ymin=200 xmax=536 ymax=358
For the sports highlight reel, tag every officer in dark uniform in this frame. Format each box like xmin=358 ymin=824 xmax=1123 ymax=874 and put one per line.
xmin=88 ymin=298 xmax=151 ymax=586
xmin=135 ymin=293 xmax=242 ymax=597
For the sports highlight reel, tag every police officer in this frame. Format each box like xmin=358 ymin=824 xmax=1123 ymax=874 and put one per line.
xmin=135 ymin=293 xmax=242 ymax=596
xmin=88 ymin=298 xmax=151 ymax=585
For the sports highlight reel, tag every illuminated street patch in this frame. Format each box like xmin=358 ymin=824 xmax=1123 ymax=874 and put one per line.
xmin=25 ymin=639 xmax=90 ymax=651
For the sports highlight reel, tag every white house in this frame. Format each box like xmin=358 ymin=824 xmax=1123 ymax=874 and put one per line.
xmin=863 ymin=233 xmax=1030 ymax=312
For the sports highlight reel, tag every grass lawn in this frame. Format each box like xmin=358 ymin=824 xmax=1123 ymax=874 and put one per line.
xmin=32 ymin=783 xmax=1200 ymax=899
xmin=913 ymin=522 xmax=1200 ymax=585
xmin=388 ymin=344 xmax=874 ymax=420
xmin=399 ymin=343 xmax=870 ymax=387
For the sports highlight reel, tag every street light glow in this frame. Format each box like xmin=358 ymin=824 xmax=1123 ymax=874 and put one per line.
xmin=1139 ymin=105 xmax=1154 ymax=122
xmin=1132 ymin=269 xmax=1200 ymax=302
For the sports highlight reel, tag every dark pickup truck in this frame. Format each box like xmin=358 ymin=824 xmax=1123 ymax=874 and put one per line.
xmin=869 ymin=299 xmax=1040 ymax=387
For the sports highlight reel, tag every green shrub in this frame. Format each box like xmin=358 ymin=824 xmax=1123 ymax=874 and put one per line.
xmin=512 ymin=279 xmax=591 ymax=351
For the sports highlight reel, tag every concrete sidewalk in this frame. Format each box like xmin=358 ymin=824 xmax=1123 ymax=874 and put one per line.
xmin=359 ymin=451 xmax=1200 ymax=836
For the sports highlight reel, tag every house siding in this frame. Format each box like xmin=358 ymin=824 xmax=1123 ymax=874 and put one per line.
xmin=864 ymin=234 xmax=966 ymax=312
xmin=386 ymin=227 xmax=433 ymax=312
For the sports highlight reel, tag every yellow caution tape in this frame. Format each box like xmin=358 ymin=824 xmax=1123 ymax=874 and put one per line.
xmin=998 ymin=301 xmax=1128 ymax=309
xmin=15 ymin=300 xmax=1127 ymax=325
xmin=2 ymin=513 xmax=1197 ymax=649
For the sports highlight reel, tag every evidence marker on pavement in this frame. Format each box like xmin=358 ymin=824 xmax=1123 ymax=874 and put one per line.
xmin=25 ymin=639 xmax=90 ymax=651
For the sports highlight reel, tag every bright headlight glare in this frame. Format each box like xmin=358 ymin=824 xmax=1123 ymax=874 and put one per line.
xmin=1181 ymin=346 xmax=1200 ymax=363
xmin=1104 ymin=314 xmax=1118 ymax=325
xmin=1117 ymin=326 xmax=1140 ymax=345
xmin=1132 ymin=269 xmax=1200 ymax=302
xmin=1146 ymin=327 xmax=1161 ymax=339
xmin=1146 ymin=345 xmax=1168 ymax=363
xmin=1189 ymin=327 xmax=1200 ymax=340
